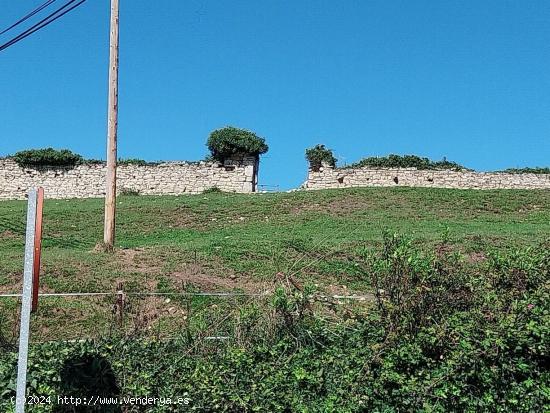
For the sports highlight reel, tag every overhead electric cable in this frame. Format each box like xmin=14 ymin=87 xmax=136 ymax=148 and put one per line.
xmin=0 ymin=0 xmax=84 ymax=51
xmin=0 ymin=0 xmax=58 ymax=35
xmin=0 ymin=0 xmax=86 ymax=52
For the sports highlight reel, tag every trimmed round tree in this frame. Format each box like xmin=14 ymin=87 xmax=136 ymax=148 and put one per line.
xmin=207 ymin=126 xmax=268 ymax=162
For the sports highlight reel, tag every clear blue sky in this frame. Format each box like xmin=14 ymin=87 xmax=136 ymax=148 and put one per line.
xmin=1 ymin=0 xmax=549 ymax=189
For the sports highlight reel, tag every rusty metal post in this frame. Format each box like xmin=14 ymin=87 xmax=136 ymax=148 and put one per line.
xmin=114 ymin=281 xmax=125 ymax=328
xmin=31 ymin=187 xmax=44 ymax=312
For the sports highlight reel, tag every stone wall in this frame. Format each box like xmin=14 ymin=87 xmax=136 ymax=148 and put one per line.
xmin=2 ymin=156 xmax=549 ymax=200
xmin=304 ymin=164 xmax=550 ymax=191
xmin=0 ymin=155 xmax=258 ymax=200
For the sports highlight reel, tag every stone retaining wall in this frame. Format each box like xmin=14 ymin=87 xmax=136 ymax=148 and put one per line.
xmin=304 ymin=165 xmax=550 ymax=190
xmin=0 ymin=155 xmax=258 ymax=200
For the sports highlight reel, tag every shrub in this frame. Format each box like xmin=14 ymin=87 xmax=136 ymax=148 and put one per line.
xmin=202 ymin=186 xmax=222 ymax=194
xmin=119 ymin=187 xmax=140 ymax=196
xmin=305 ymin=144 xmax=337 ymax=170
xmin=500 ymin=167 xmax=550 ymax=174
xmin=12 ymin=148 xmax=83 ymax=167
xmin=345 ymin=154 xmax=467 ymax=170
xmin=118 ymin=158 xmax=149 ymax=166
xmin=83 ymin=159 xmax=104 ymax=165
xmin=207 ymin=126 xmax=268 ymax=162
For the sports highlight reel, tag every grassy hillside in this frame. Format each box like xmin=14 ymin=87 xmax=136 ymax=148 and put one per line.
xmin=0 ymin=187 xmax=549 ymax=340
xmin=0 ymin=188 xmax=549 ymax=412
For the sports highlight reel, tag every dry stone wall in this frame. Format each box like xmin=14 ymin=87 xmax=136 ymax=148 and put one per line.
xmin=2 ymin=156 xmax=549 ymax=200
xmin=0 ymin=155 xmax=258 ymax=200
xmin=305 ymin=164 xmax=550 ymax=190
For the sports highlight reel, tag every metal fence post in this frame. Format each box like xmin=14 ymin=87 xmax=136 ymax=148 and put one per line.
xmin=15 ymin=189 xmax=37 ymax=413
xmin=31 ymin=187 xmax=44 ymax=312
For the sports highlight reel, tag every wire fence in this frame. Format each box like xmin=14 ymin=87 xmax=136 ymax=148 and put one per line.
xmin=0 ymin=291 xmax=373 ymax=300
xmin=0 ymin=287 xmax=374 ymax=346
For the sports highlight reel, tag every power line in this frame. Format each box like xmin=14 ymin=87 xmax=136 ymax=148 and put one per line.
xmin=0 ymin=0 xmax=85 ymax=52
xmin=0 ymin=0 xmax=58 ymax=35
xmin=0 ymin=0 xmax=87 ymax=53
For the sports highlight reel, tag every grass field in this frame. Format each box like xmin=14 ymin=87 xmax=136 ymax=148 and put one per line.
xmin=0 ymin=187 xmax=549 ymax=340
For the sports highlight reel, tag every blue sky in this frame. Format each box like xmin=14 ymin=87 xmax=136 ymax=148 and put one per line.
xmin=1 ymin=0 xmax=549 ymax=189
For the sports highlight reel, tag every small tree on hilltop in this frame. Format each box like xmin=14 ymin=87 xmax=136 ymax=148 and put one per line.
xmin=305 ymin=144 xmax=337 ymax=170
xmin=207 ymin=126 xmax=268 ymax=163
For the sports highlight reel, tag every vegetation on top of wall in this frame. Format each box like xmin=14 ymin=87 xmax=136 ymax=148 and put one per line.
xmin=207 ymin=126 xmax=268 ymax=162
xmin=12 ymin=148 xmax=84 ymax=167
xmin=500 ymin=167 xmax=550 ymax=174
xmin=342 ymin=154 xmax=468 ymax=171
xmin=305 ymin=144 xmax=337 ymax=170
xmin=8 ymin=150 xmax=164 ymax=168
xmin=83 ymin=159 xmax=104 ymax=165
xmin=117 ymin=158 xmax=157 ymax=166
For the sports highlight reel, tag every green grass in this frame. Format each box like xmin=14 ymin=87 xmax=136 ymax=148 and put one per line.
xmin=0 ymin=187 xmax=549 ymax=340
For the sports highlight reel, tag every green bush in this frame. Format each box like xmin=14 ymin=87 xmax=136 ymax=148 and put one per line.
xmin=207 ymin=126 xmax=268 ymax=162
xmin=345 ymin=154 xmax=467 ymax=170
xmin=305 ymin=144 xmax=337 ymax=170
xmin=500 ymin=167 xmax=550 ymax=174
xmin=202 ymin=186 xmax=222 ymax=194
xmin=118 ymin=158 xmax=149 ymax=166
xmin=119 ymin=188 xmax=140 ymax=196
xmin=83 ymin=158 xmax=104 ymax=165
xmin=12 ymin=148 xmax=83 ymax=167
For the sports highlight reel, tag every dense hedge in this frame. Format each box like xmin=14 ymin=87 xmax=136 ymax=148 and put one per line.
xmin=501 ymin=167 xmax=550 ymax=174
xmin=1 ymin=237 xmax=548 ymax=412
xmin=207 ymin=127 xmax=268 ymax=162
xmin=11 ymin=148 xmax=84 ymax=167
xmin=117 ymin=158 xmax=153 ymax=166
xmin=344 ymin=154 xmax=467 ymax=170
xmin=10 ymin=150 xmax=160 ymax=168
xmin=305 ymin=144 xmax=337 ymax=169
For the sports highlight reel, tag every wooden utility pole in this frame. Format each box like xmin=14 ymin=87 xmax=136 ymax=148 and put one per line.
xmin=104 ymin=0 xmax=120 ymax=250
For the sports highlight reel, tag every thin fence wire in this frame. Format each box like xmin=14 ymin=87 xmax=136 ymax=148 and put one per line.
xmin=0 ymin=289 xmax=373 ymax=346
xmin=0 ymin=291 xmax=373 ymax=300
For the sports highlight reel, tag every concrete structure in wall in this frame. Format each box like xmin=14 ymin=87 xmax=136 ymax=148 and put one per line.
xmin=304 ymin=163 xmax=550 ymax=190
xmin=0 ymin=154 xmax=259 ymax=200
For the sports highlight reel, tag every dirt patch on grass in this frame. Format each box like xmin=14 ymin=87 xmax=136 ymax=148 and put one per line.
xmin=114 ymin=247 xmax=274 ymax=294
xmin=116 ymin=247 xmax=162 ymax=275
xmin=161 ymin=206 xmax=208 ymax=229
xmin=130 ymin=295 xmax=188 ymax=333
xmin=162 ymin=205 xmax=257 ymax=230
xmin=170 ymin=270 xmax=273 ymax=294
xmin=0 ymin=277 xmax=20 ymax=294
xmin=467 ymin=251 xmax=488 ymax=263
xmin=0 ymin=230 xmax=20 ymax=240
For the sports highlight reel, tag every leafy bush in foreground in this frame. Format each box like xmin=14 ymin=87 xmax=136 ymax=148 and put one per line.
xmin=344 ymin=154 xmax=467 ymax=170
xmin=12 ymin=148 xmax=84 ymax=167
xmin=0 ymin=237 xmax=548 ymax=412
